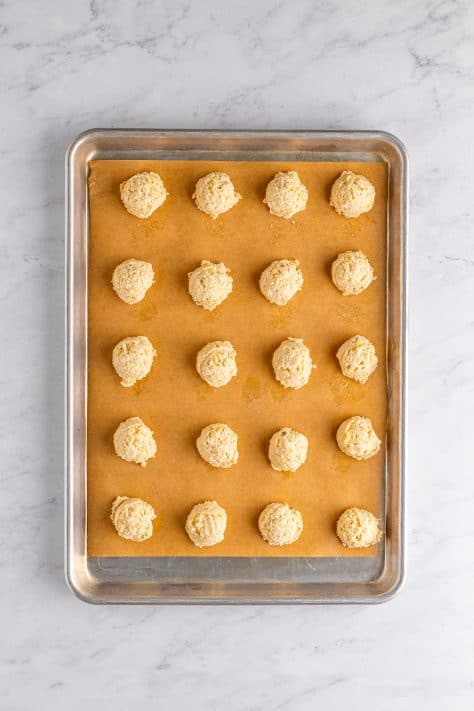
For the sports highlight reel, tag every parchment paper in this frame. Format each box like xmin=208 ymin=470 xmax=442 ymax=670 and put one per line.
xmin=87 ymin=158 xmax=387 ymax=557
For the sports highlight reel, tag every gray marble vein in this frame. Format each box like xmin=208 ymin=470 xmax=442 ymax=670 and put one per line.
xmin=0 ymin=0 xmax=473 ymax=708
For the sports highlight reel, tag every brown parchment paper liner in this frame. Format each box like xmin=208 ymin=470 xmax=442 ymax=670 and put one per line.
xmin=87 ymin=159 xmax=387 ymax=557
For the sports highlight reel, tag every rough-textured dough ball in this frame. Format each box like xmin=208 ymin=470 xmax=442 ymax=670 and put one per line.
xmin=258 ymin=503 xmax=303 ymax=546
xmin=185 ymin=501 xmax=227 ymax=547
xmin=268 ymin=427 xmax=308 ymax=472
xmin=112 ymin=259 xmax=155 ymax=304
xmin=110 ymin=496 xmax=156 ymax=542
xmin=331 ymin=250 xmax=375 ymax=296
xmin=188 ymin=260 xmax=233 ymax=311
xmin=264 ymin=171 xmax=308 ymax=219
xmin=196 ymin=340 xmax=237 ymax=388
xmin=196 ymin=423 xmax=239 ymax=468
xmin=336 ymin=335 xmax=378 ymax=384
xmin=112 ymin=336 xmax=156 ymax=387
xmin=192 ymin=172 xmax=241 ymax=219
xmin=336 ymin=416 xmax=381 ymax=460
xmin=272 ymin=337 xmax=314 ymax=389
xmin=120 ymin=172 xmax=168 ymax=218
xmin=330 ymin=170 xmax=375 ymax=218
xmin=113 ymin=416 xmax=157 ymax=467
xmin=336 ymin=507 xmax=382 ymax=548
xmin=259 ymin=259 xmax=303 ymax=306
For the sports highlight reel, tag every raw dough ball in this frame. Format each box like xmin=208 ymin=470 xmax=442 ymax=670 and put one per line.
xmin=192 ymin=172 xmax=241 ymax=219
xmin=336 ymin=416 xmax=381 ymax=460
xmin=259 ymin=259 xmax=303 ymax=306
xmin=330 ymin=170 xmax=375 ymax=218
xmin=188 ymin=260 xmax=233 ymax=311
xmin=336 ymin=335 xmax=378 ymax=384
xmin=196 ymin=423 xmax=239 ymax=468
xmin=264 ymin=171 xmax=308 ymax=219
xmin=258 ymin=503 xmax=303 ymax=546
xmin=112 ymin=336 xmax=156 ymax=387
xmin=268 ymin=428 xmax=308 ymax=472
xmin=113 ymin=416 xmax=157 ymax=467
xmin=331 ymin=250 xmax=375 ymax=295
xmin=110 ymin=496 xmax=156 ymax=542
xmin=120 ymin=172 xmax=168 ymax=218
xmin=112 ymin=259 xmax=155 ymax=304
xmin=196 ymin=340 xmax=237 ymax=388
xmin=272 ymin=337 xmax=314 ymax=389
xmin=336 ymin=507 xmax=382 ymax=548
xmin=185 ymin=501 xmax=227 ymax=547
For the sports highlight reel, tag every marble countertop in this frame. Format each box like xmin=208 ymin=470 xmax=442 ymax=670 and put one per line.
xmin=1 ymin=0 xmax=473 ymax=708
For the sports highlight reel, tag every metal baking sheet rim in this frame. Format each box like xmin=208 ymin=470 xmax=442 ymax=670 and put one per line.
xmin=65 ymin=129 xmax=407 ymax=604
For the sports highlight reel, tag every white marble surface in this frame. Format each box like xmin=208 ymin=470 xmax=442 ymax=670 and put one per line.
xmin=1 ymin=0 xmax=473 ymax=708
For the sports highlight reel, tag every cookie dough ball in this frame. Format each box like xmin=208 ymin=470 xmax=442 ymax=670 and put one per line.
xmin=269 ymin=428 xmax=308 ymax=472
xmin=120 ymin=172 xmax=168 ymax=218
xmin=264 ymin=171 xmax=308 ymax=219
xmin=331 ymin=250 xmax=375 ymax=296
xmin=113 ymin=416 xmax=157 ymax=467
xmin=185 ymin=501 xmax=227 ymax=547
xmin=196 ymin=423 xmax=239 ymax=468
xmin=112 ymin=259 xmax=155 ymax=304
xmin=112 ymin=336 xmax=156 ymax=387
xmin=272 ymin=338 xmax=314 ymax=389
xmin=336 ymin=335 xmax=378 ymax=384
xmin=330 ymin=170 xmax=375 ymax=218
xmin=337 ymin=507 xmax=382 ymax=548
xmin=259 ymin=259 xmax=303 ymax=306
xmin=188 ymin=260 xmax=233 ymax=311
xmin=196 ymin=340 xmax=237 ymax=388
xmin=258 ymin=503 xmax=303 ymax=546
xmin=110 ymin=496 xmax=156 ymax=542
xmin=336 ymin=416 xmax=381 ymax=460
xmin=192 ymin=172 xmax=241 ymax=219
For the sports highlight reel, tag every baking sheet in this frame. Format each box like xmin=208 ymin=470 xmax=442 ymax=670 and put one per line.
xmin=87 ymin=158 xmax=387 ymax=558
